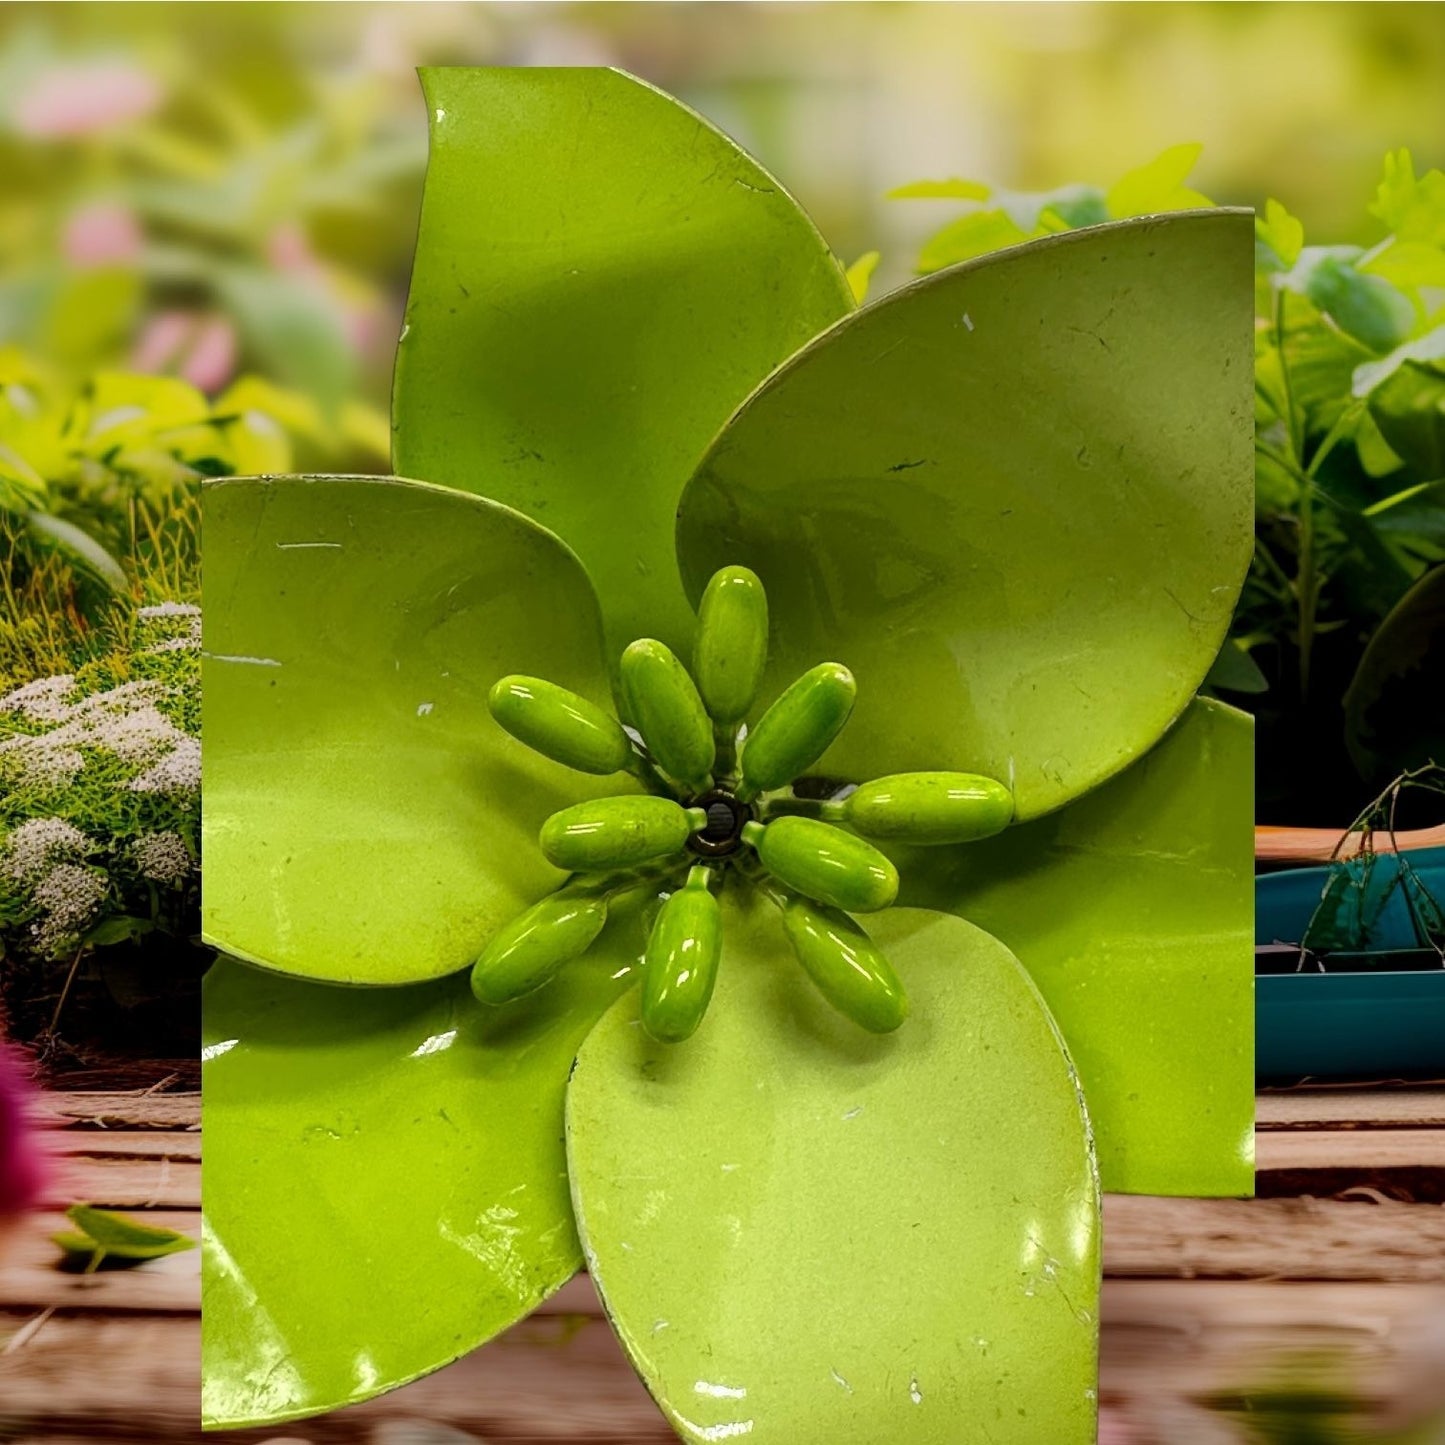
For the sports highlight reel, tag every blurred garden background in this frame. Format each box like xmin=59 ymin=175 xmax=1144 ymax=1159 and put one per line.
xmin=2 ymin=0 xmax=1445 ymax=1065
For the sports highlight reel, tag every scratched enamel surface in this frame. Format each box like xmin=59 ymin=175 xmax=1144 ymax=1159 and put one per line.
xmin=677 ymin=210 xmax=1255 ymax=820
xmin=394 ymin=67 xmax=853 ymax=671
xmin=898 ymin=698 xmax=1256 ymax=1198
xmin=567 ymin=892 xmax=1100 ymax=1444
xmin=202 ymin=473 xmax=621 ymax=985
xmin=202 ymin=900 xmax=648 ymax=1427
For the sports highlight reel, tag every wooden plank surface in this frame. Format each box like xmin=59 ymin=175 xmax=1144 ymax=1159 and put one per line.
xmin=1257 ymin=1088 xmax=1445 ymax=1130
xmin=2 ymin=1088 xmax=1442 ymax=1444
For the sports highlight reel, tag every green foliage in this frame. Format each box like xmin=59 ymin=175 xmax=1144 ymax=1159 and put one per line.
xmin=897 ymin=147 xmax=1445 ymax=823
xmin=893 ymin=143 xmax=1210 ymax=271
xmin=1 ymin=604 xmax=199 ymax=965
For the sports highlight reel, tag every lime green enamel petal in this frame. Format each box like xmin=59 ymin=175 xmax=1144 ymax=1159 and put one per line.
xmin=202 ymin=474 xmax=618 ymax=985
xmin=202 ymin=904 xmax=647 ymax=1428
xmin=899 ymin=699 xmax=1254 ymax=1197
xmin=677 ymin=212 xmax=1255 ymax=819
xmin=392 ymin=67 xmax=854 ymax=668
xmin=567 ymin=891 xmax=1100 ymax=1445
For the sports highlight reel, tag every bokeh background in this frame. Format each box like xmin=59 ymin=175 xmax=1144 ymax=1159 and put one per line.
xmin=5 ymin=0 xmax=1445 ymax=409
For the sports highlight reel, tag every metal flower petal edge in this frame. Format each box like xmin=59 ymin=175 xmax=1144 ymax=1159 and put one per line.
xmin=480 ymin=566 xmax=1015 ymax=1042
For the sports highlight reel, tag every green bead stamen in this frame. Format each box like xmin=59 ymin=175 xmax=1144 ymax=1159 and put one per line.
xmin=477 ymin=566 xmax=1014 ymax=1041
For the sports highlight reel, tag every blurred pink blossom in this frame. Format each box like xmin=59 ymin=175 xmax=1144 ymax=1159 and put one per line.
xmin=182 ymin=316 xmax=239 ymax=393
xmin=131 ymin=311 xmax=238 ymax=393
xmin=62 ymin=201 xmax=144 ymax=268
xmin=0 ymin=1045 xmax=46 ymax=1222
xmin=266 ymin=221 xmax=316 ymax=276
xmin=12 ymin=60 xmax=162 ymax=139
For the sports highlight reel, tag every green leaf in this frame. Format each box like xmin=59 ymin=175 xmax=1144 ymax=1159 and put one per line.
xmin=1368 ymin=360 xmax=1445 ymax=477
xmin=845 ymin=250 xmax=881 ymax=304
xmin=1106 ymin=142 xmax=1210 ymax=218
xmin=1278 ymin=247 xmax=1415 ymax=353
xmin=1367 ymin=478 xmax=1445 ymax=552
xmin=567 ymin=892 xmax=1099 ymax=1444
xmin=1360 ymin=239 xmax=1445 ymax=292
xmin=25 ymin=511 xmax=128 ymax=591
xmin=1369 ymin=148 xmax=1445 ymax=246
xmin=1206 ymin=638 xmax=1269 ymax=694
xmin=886 ymin=178 xmax=993 ymax=201
xmin=897 ymin=699 xmax=1255 ymax=1196
xmin=1256 ymin=198 xmax=1304 ymax=269
xmin=202 ymin=917 xmax=645 ymax=1428
xmin=1352 ymin=325 xmax=1445 ymax=397
xmin=83 ymin=916 xmax=155 ymax=947
xmin=1344 ymin=565 xmax=1445 ymax=784
xmin=56 ymin=1204 xmax=196 ymax=1264
xmin=678 ymin=212 xmax=1255 ymax=820
xmin=214 ymin=266 xmax=357 ymax=414
xmin=392 ymin=67 xmax=853 ymax=675
xmin=916 ymin=209 xmax=1032 ymax=271
xmin=201 ymin=474 xmax=620 ymax=985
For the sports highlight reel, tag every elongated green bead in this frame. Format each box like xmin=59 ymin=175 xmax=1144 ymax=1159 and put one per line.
xmin=471 ymin=886 xmax=608 ymax=1005
xmin=619 ymin=638 xmax=715 ymax=792
xmin=844 ymin=771 xmax=1014 ymax=844
xmin=641 ymin=869 xmax=722 ymax=1044
xmin=488 ymin=675 xmax=632 ymax=776
xmin=748 ymin=815 xmax=898 ymax=913
xmin=693 ymin=566 xmax=769 ymax=726
xmin=740 ymin=662 xmax=855 ymax=796
xmin=540 ymin=796 xmax=700 ymax=872
xmin=780 ymin=895 xmax=908 ymax=1033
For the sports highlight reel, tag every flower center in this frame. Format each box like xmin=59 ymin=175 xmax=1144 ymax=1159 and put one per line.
xmin=686 ymin=788 xmax=752 ymax=859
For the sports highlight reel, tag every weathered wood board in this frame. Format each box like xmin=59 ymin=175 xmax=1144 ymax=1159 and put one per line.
xmin=2 ymin=1086 xmax=1442 ymax=1443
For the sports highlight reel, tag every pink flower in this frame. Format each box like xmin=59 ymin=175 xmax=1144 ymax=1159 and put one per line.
xmin=11 ymin=60 xmax=162 ymax=139
xmin=181 ymin=316 xmax=238 ymax=393
xmin=0 ymin=1045 xmax=45 ymax=1220
xmin=131 ymin=311 xmax=239 ymax=394
xmin=266 ymin=222 xmax=317 ymax=276
xmin=62 ymin=201 xmax=144 ymax=268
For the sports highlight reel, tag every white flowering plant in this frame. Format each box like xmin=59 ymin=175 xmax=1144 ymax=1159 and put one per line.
xmin=0 ymin=600 xmax=200 ymax=1045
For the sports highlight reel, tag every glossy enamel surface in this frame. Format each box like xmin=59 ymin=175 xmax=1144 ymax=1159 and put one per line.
xmin=641 ymin=872 xmax=723 ymax=1043
xmin=754 ymin=816 xmax=899 ymax=913
xmin=899 ymin=699 xmax=1255 ymax=1196
xmin=567 ymin=892 xmax=1100 ymax=1444
xmin=694 ymin=565 xmax=769 ymax=725
xmin=540 ymin=796 xmax=695 ymax=872
xmin=393 ymin=67 xmax=854 ymax=669
xmin=619 ymin=638 xmax=715 ymax=793
xmin=845 ymin=771 xmax=1014 ymax=845
xmin=202 ymin=474 xmax=618 ymax=985
xmin=779 ymin=896 xmax=908 ymax=1033
xmin=488 ymin=675 xmax=633 ymax=777
xmin=470 ymin=883 xmax=609 ymax=1005
xmin=740 ymin=662 xmax=856 ymax=796
xmin=202 ymin=903 xmax=648 ymax=1428
xmin=678 ymin=211 xmax=1255 ymax=820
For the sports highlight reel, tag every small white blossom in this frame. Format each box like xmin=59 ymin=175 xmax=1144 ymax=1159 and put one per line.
xmin=130 ymin=831 xmax=193 ymax=883
xmin=129 ymin=735 xmax=200 ymax=794
xmin=1 ymin=817 xmax=92 ymax=885
xmin=137 ymin=602 xmax=200 ymax=619
xmin=139 ymin=601 xmax=201 ymax=655
xmin=29 ymin=862 xmax=108 ymax=955
xmin=0 ymin=674 xmax=78 ymax=723
xmin=0 ymin=675 xmax=196 ymax=795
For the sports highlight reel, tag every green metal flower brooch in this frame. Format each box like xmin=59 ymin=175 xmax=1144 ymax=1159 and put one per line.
xmin=202 ymin=67 xmax=1255 ymax=1443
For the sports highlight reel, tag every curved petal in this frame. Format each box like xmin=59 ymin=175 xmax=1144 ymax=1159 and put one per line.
xmin=202 ymin=898 xmax=648 ymax=1427
xmin=677 ymin=211 xmax=1255 ymax=819
xmin=202 ymin=473 xmax=619 ymax=985
xmin=566 ymin=890 xmax=1100 ymax=1444
xmin=393 ymin=67 xmax=854 ymax=672
xmin=899 ymin=699 xmax=1255 ymax=1197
